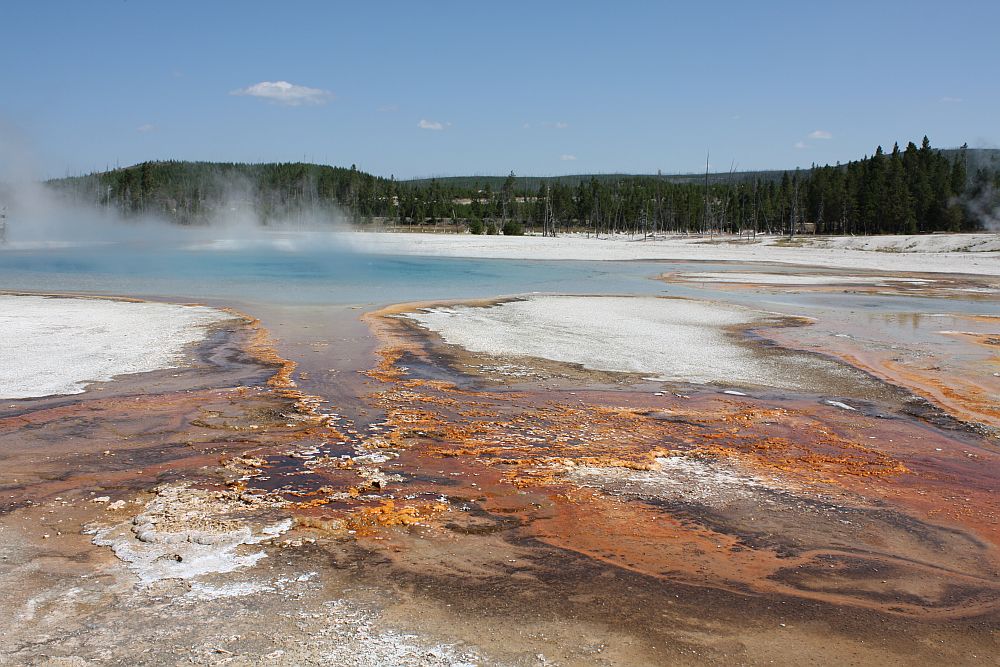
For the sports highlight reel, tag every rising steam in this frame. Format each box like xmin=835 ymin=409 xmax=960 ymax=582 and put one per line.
xmin=0 ymin=126 xmax=353 ymax=252
xmin=958 ymin=185 xmax=1000 ymax=232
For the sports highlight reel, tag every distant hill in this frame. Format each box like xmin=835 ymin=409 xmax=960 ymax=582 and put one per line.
xmin=403 ymin=148 xmax=1000 ymax=190
xmin=404 ymin=170 xmax=789 ymax=190
xmin=950 ymin=147 xmax=1000 ymax=174
xmin=32 ymin=143 xmax=997 ymax=236
xmin=46 ymin=160 xmax=389 ymax=224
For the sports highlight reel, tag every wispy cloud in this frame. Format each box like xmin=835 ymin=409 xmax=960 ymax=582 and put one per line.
xmin=560 ymin=154 xmax=577 ymax=161
xmin=794 ymin=141 xmax=809 ymax=150
xmin=525 ymin=120 xmax=569 ymax=130
xmin=940 ymin=96 xmax=963 ymax=104
xmin=136 ymin=123 xmax=156 ymax=133
xmin=418 ymin=119 xmax=447 ymax=130
xmin=231 ymin=81 xmax=333 ymax=106
xmin=377 ymin=104 xmax=399 ymax=113
xmin=808 ymin=129 xmax=832 ymax=139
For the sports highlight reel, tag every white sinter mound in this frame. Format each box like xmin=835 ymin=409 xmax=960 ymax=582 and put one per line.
xmin=407 ymin=295 xmax=789 ymax=387
xmin=342 ymin=231 xmax=1000 ymax=276
xmin=676 ymin=272 xmax=934 ymax=285
xmin=0 ymin=295 xmax=233 ymax=399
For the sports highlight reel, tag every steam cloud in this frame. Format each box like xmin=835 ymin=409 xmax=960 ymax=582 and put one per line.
xmin=0 ymin=125 xmax=353 ymax=252
xmin=958 ymin=185 xmax=1000 ymax=232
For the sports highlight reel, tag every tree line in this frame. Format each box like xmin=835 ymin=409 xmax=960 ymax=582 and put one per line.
xmin=47 ymin=161 xmax=382 ymax=225
xmin=47 ymin=138 xmax=999 ymax=235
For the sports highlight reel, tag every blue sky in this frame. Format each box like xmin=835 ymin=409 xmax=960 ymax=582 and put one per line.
xmin=2 ymin=1 xmax=997 ymax=179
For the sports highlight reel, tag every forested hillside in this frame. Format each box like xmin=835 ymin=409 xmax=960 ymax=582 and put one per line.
xmin=47 ymin=161 xmax=387 ymax=225
xmin=46 ymin=139 xmax=999 ymax=235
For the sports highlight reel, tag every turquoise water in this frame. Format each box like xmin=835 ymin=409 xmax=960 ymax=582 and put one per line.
xmin=0 ymin=244 xmax=678 ymax=306
xmin=0 ymin=242 xmax=995 ymax=321
xmin=3 ymin=236 xmax=996 ymax=421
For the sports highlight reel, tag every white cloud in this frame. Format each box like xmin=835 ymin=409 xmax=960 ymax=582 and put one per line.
xmin=377 ymin=104 xmax=399 ymax=113
xmin=525 ymin=120 xmax=570 ymax=130
xmin=418 ymin=119 xmax=446 ymax=130
xmin=808 ymin=130 xmax=832 ymax=139
xmin=940 ymin=96 xmax=963 ymax=103
xmin=231 ymin=81 xmax=332 ymax=106
xmin=560 ymin=154 xmax=577 ymax=161
xmin=136 ymin=123 xmax=156 ymax=133
xmin=794 ymin=141 xmax=809 ymax=149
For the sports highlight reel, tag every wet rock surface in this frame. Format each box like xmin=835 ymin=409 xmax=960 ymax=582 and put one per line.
xmin=2 ymin=287 xmax=1000 ymax=665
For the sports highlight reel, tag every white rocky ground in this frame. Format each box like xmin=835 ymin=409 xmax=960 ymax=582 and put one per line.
xmin=75 ymin=485 xmax=494 ymax=665
xmin=406 ymin=295 xmax=813 ymax=389
xmin=0 ymin=295 xmax=232 ymax=399
xmin=672 ymin=272 xmax=937 ymax=285
xmin=343 ymin=231 xmax=1000 ymax=275
xmin=798 ymin=234 xmax=1000 ymax=253
xmin=89 ymin=484 xmax=293 ymax=585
